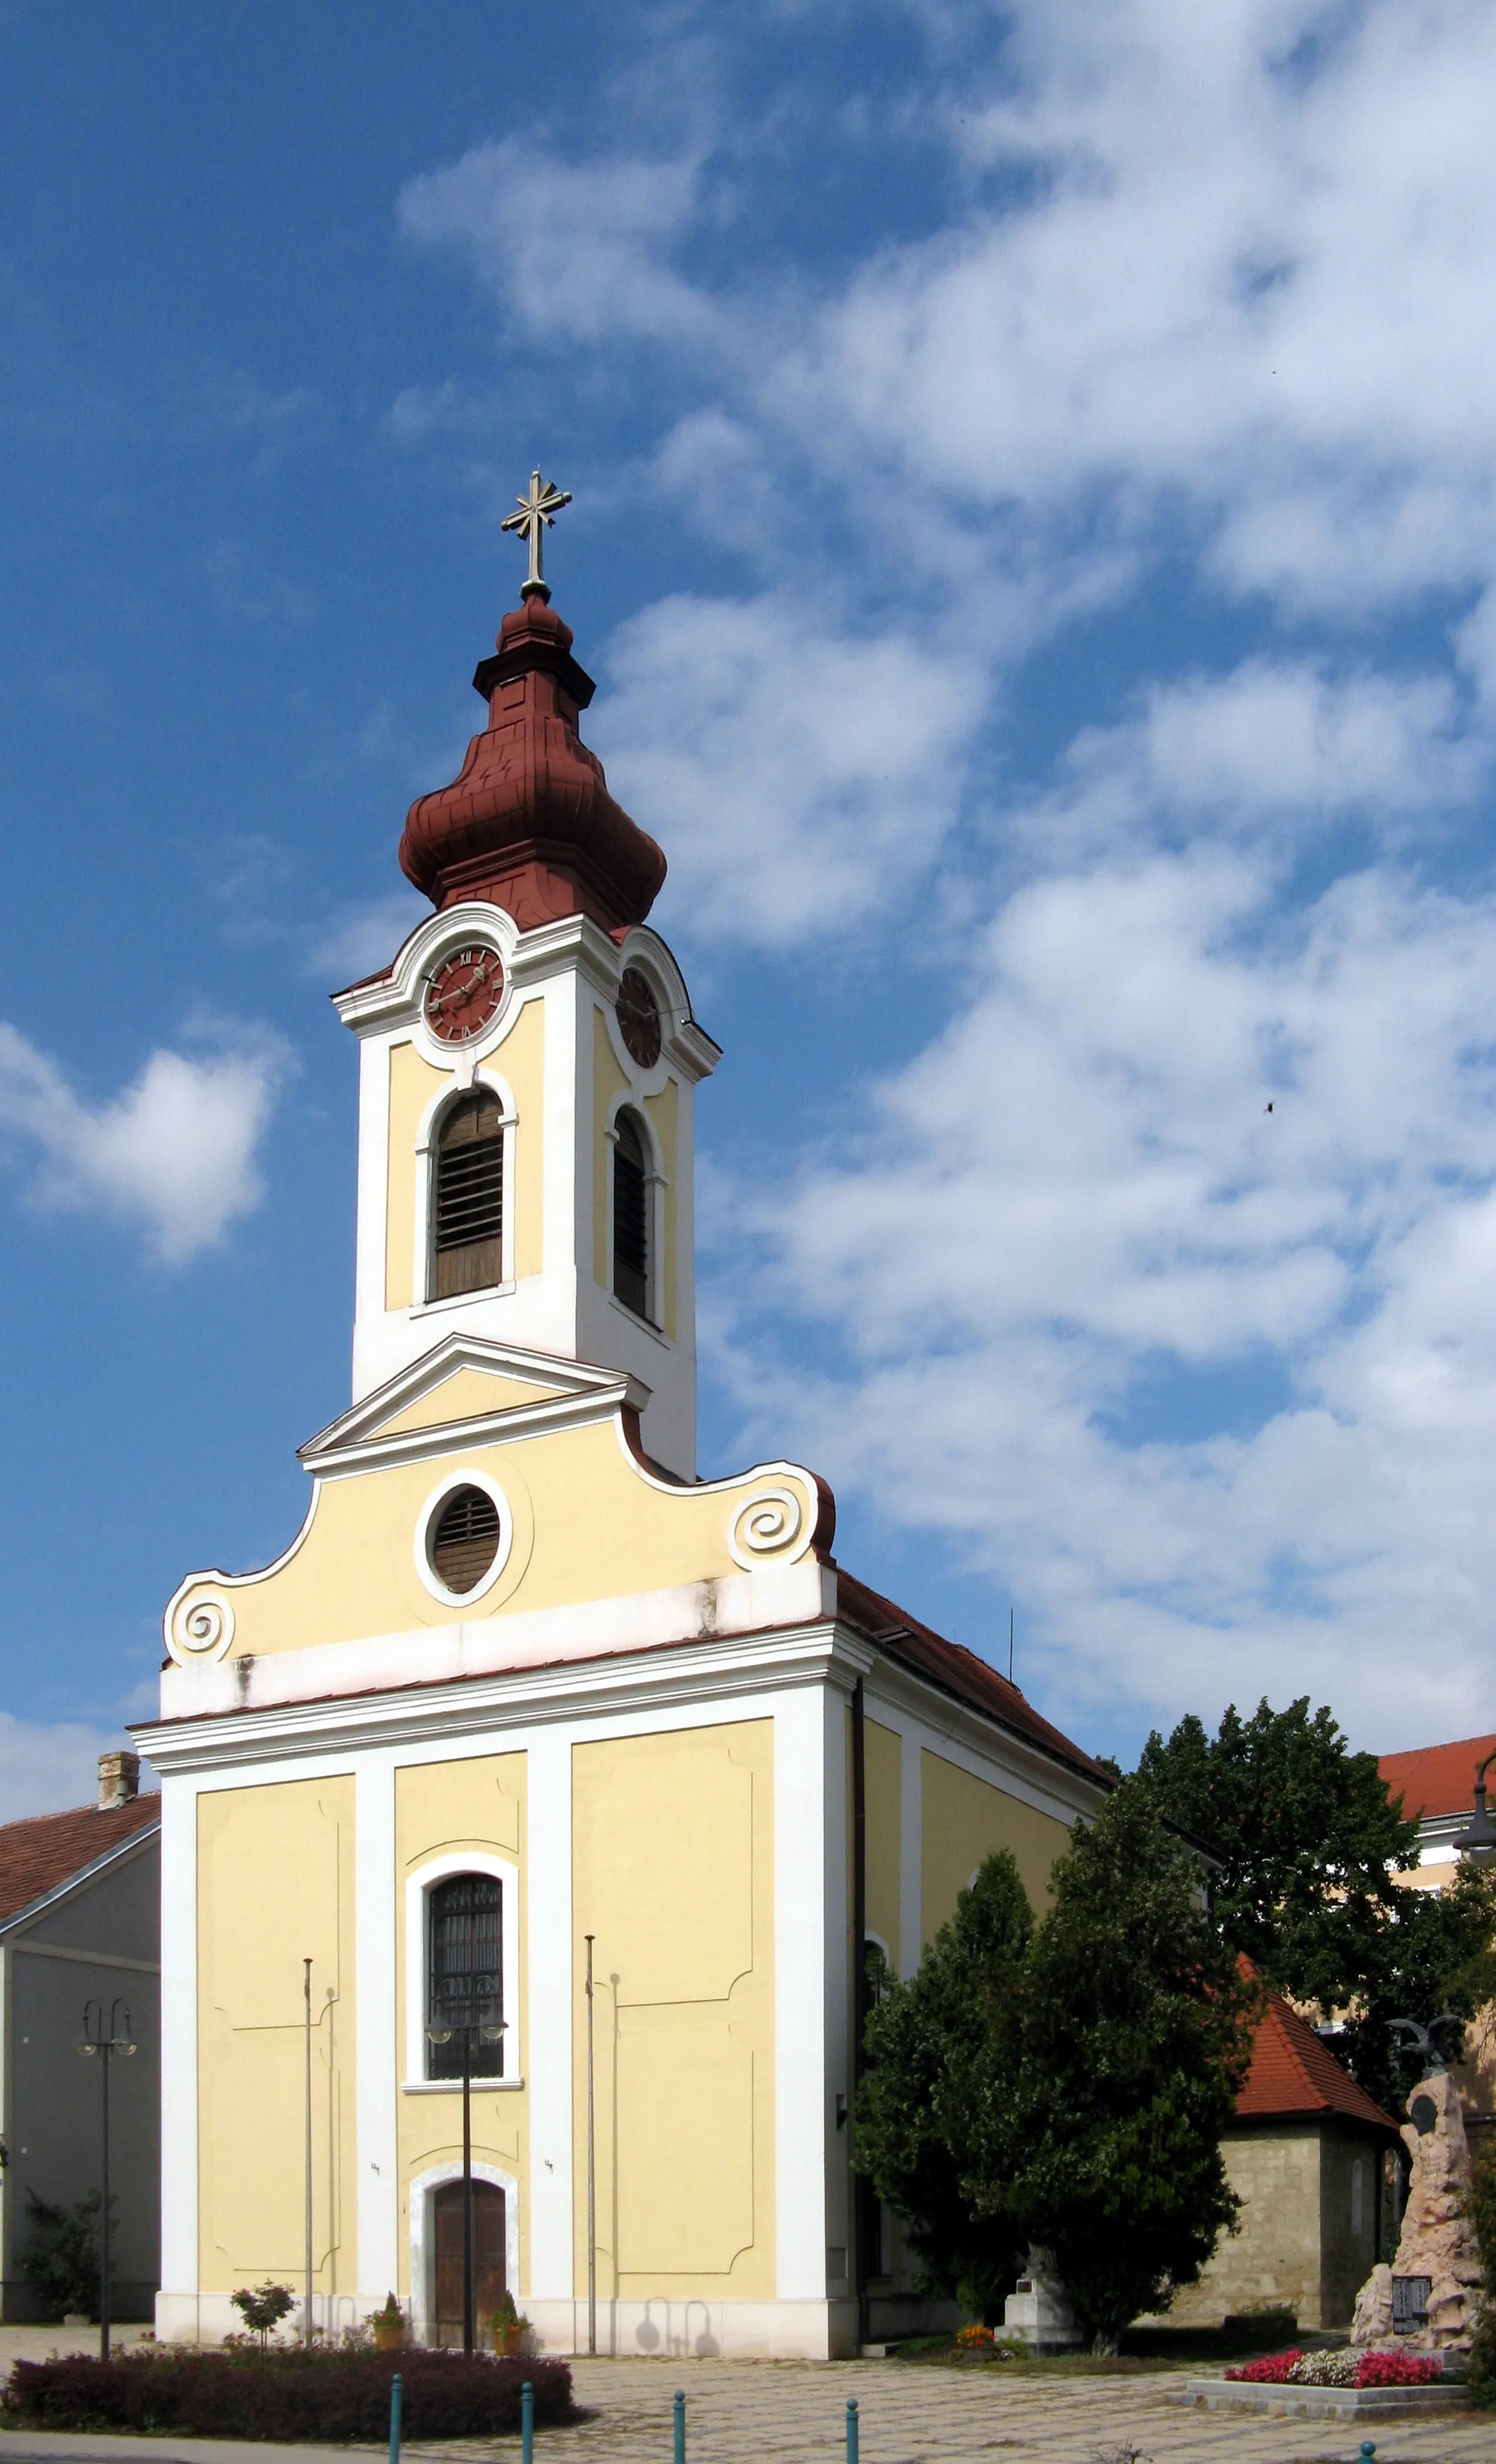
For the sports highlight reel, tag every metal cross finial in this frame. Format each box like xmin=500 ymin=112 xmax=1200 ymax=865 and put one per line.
xmin=501 ymin=468 xmax=572 ymax=603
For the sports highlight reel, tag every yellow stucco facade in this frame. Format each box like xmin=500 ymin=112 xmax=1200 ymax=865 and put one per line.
xmin=572 ymin=1723 xmax=775 ymax=2301
xmin=197 ymin=1779 xmax=356 ymax=2295
xmin=920 ymin=1748 xmax=1072 ymax=1941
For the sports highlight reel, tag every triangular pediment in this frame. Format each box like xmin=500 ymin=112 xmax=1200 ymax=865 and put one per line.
xmin=299 ymin=1335 xmax=649 ymax=1471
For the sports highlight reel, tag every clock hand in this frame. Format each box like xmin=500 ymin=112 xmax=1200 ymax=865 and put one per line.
xmin=435 ymin=962 xmax=489 ymax=1010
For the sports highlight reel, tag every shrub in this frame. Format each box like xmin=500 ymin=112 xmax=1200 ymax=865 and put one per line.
xmin=20 ymin=2190 xmax=110 ymax=2322
xmin=1 ymin=2346 xmax=576 ymax=2441
xmin=229 ymin=2285 xmax=296 ymax=2351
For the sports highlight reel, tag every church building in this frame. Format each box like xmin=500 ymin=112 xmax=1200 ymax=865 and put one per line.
xmin=135 ymin=480 xmax=1108 ymax=2359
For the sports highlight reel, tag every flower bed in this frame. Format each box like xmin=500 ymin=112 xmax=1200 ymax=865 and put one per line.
xmin=1 ymin=2346 xmax=577 ymax=2441
xmin=1224 ymin=2346 xmax=1444 ymax=2389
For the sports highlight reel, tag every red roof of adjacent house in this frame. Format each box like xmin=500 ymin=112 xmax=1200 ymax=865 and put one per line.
xmin=1236 ymin=1972 xmax=1397 ymax=2131
xmin=836 ymin=1569 xmax=1113 ymax=1791
xmin=0 ymin=1793 xmax=160 ymax=1926
xmin=1378 ymin=1735 xmax=1496 ymax=1824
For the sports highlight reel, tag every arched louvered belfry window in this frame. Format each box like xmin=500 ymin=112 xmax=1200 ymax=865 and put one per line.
xmin=432 ymin=1092 xmax=503 ymax=1299
xmin=613 ymin=1109 xmax=651 ymax=1322
xmin=427 ymin=1873 xmax=503 ymax=2080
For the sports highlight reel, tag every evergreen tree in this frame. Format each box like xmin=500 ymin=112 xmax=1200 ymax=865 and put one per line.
xmin=856 ymin=1783 xmax=1255 ymax=2350
xmin=975 ymin=1782 xmax=1255 ymax=2349
xmin=854 ymin=1853 xmax=1033 ymax=2321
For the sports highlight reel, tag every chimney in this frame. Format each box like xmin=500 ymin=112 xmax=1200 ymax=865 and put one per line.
xmin=98 ymin=1751 xmax=140 ymax=1812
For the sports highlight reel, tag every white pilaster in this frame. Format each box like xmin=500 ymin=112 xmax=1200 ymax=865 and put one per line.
xmin=157 ymin=1777 xmax=199 ymax=2313
xmin=899 ymin=1728 xmax=922 ymax=1978
xmin=775 ymin=1684 xmax=836 ymax=2299
xmin=356 ymin=1754 xmax=399 ymax=2298
xmin=525 ymin=1729 xmax=574 ymax=2298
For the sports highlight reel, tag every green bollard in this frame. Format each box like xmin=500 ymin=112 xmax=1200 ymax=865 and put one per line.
xmin=522 ymin=2382 xmax=534 ymax=2464
xmin=673 ymin=2388 xmax=686 ymax=2464
xmin=846 ymin=2397 xmax=859 ymax=2464
xmin=1359 ymin=2446 xmax=1376 ymax=2463
xmin=388 ymin=2372 xmax=402 ymax=2464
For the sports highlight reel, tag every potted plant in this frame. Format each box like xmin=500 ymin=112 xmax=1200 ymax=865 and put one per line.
xmin=370 ymin=2293 xmax=406 ymax=2353
xmin=489 ymin=2290 xmax=529 ymax=2355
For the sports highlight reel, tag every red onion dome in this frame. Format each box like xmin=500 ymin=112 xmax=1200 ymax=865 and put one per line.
xmin=398 ymin=599 xmax=666 ymax=933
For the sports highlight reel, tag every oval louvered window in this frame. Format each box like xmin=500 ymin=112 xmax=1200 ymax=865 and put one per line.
xmin=432 ymin=1093 xmax=503 ymax=1299
xmin=429 ymin=1485 xmax=501 ymax=1596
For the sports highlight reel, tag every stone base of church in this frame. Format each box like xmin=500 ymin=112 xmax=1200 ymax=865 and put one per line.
xmin=154 ymin=2291 xmax=863 ymax=2359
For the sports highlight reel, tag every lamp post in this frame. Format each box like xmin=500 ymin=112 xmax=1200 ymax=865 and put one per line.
xmin=1453 ymin=1749 xmax=1496 ymax=1864
xmin=426 ymin=2005 xmax=504 ymax=2354
xmin=77 ymin=2000 xmax=135 ymax=2363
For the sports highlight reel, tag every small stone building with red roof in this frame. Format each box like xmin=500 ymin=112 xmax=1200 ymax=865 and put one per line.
xmin=1166 ymin=1973 xmax=1398 ymax=2331
xmin=0 ymin=1753 xmax=160 ymax=2321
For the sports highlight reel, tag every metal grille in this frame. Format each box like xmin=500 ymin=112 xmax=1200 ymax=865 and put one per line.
xmin=613 ymin=1112 xmax=649 ymax=1320
xmin=428 ymin=1873 xmax=503 ymax=2080
xmin=432 ymin=1094 xmax=503 ymax=1298
xmin=430 ymin=1485 xmax=501 ymax=1595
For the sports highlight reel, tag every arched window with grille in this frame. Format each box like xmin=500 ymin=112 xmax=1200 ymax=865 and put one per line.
xmin=431 ymin=1092 xmax=503 ymax=1299
xmin=612 ymin=1109 xmax=652 ymax=1323
xmin=426 ymin=1873 xmax=504 ymax=2080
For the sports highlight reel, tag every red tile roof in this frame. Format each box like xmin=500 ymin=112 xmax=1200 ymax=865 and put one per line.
xmin=1378 ymin=1735 xmax=1496 ymax=1824
xmin=0 ymin=1794 xmax=160 ymax=1926
xmin=835 ymin=1569 xmax=1113 ymax=1791
xmin=1236 ymin=1970 xmax=1397 ymax=2131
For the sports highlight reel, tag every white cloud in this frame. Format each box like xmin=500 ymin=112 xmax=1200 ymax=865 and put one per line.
xmin=1025 ymin=658 xmax=1485 ymax=862
xmin=789 ymin=0 xmax=1496 ymax=615
xmin=398 ymin=138 xmax=713 ymax=347
xmin=309 ymin=892 xmax=427 ymax=986
xmin=592 ymin=591 xmax=985 ymax=945
xmin=715 ymin=846 xmax=1496 ymax=1745
xmin=0 ymin=1715 xmax=146 ymax=1823
xmin=0 ymin=1021 xmax=290 ymax=1264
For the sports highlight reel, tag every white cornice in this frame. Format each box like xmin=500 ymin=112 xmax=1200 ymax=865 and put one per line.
xmin=135 ymin=1623 xmax=868 ymax=1774
xmin=330 ymin=904 xmax=719 ymax=1081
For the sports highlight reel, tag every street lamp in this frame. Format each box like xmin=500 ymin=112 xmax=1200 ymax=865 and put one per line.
xmin=1452 ymin=1749 xmax=1496 ymax=1864
xmin=77 ymin=1999 xmax=135 ymax=2362
xmin=426 ymin=2002 xmax=504 ymax=2355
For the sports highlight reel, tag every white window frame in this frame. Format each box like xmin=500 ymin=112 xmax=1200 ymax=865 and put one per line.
xmin=414 ymin=1075 xmax=517 ymax=1314
xmin=605 ymin=1096 xmax=666 ymax=1334
xmin=412 ymin=1468 xmax=514 ymax=1610
xmin=404 ymin=1851 xmax=520 ymax=2089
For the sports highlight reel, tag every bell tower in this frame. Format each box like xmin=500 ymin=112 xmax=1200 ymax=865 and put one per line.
xmin=333 ymin=481 xmax=719 ymax=1481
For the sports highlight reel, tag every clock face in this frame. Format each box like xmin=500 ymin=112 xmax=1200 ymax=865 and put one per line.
xmin=616 ymin=967 xmax=662 ymax=1068
xmin=424 ymin=944 xmax=505 ymax=1044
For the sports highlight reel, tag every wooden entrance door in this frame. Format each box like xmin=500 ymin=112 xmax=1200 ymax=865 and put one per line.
xmin=432 ymin=2180 xmax=506 ymax=2344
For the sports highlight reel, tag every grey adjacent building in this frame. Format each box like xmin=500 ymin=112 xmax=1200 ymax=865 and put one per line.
xmin=0 ymin=1753 xmax=160 ymax=2321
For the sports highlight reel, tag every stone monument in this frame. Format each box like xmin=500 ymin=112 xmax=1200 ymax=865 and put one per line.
xmin=1003 ymin=2246 xmax=1084 ymax=2351
xmin=1351 ymin=2069 xmax=1483 ymax=2353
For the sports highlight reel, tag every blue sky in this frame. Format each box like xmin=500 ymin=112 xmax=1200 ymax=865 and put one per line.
xmin=4 ymin=0 xmax=1496 ymax=1811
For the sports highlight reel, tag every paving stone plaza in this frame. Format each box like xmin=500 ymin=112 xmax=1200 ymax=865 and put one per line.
xmin=482 ymin=2357 xmax=1496 ymax=2464
xmin=2 ymin=2340 xmax=1496 ymax=2464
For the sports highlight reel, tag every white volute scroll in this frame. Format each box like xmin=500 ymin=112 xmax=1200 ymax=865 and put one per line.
xmin=163 ymin=1584 xmax=237 ymax=1666
xmin=726 ymin=1483 xmax=814 ymax=1571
